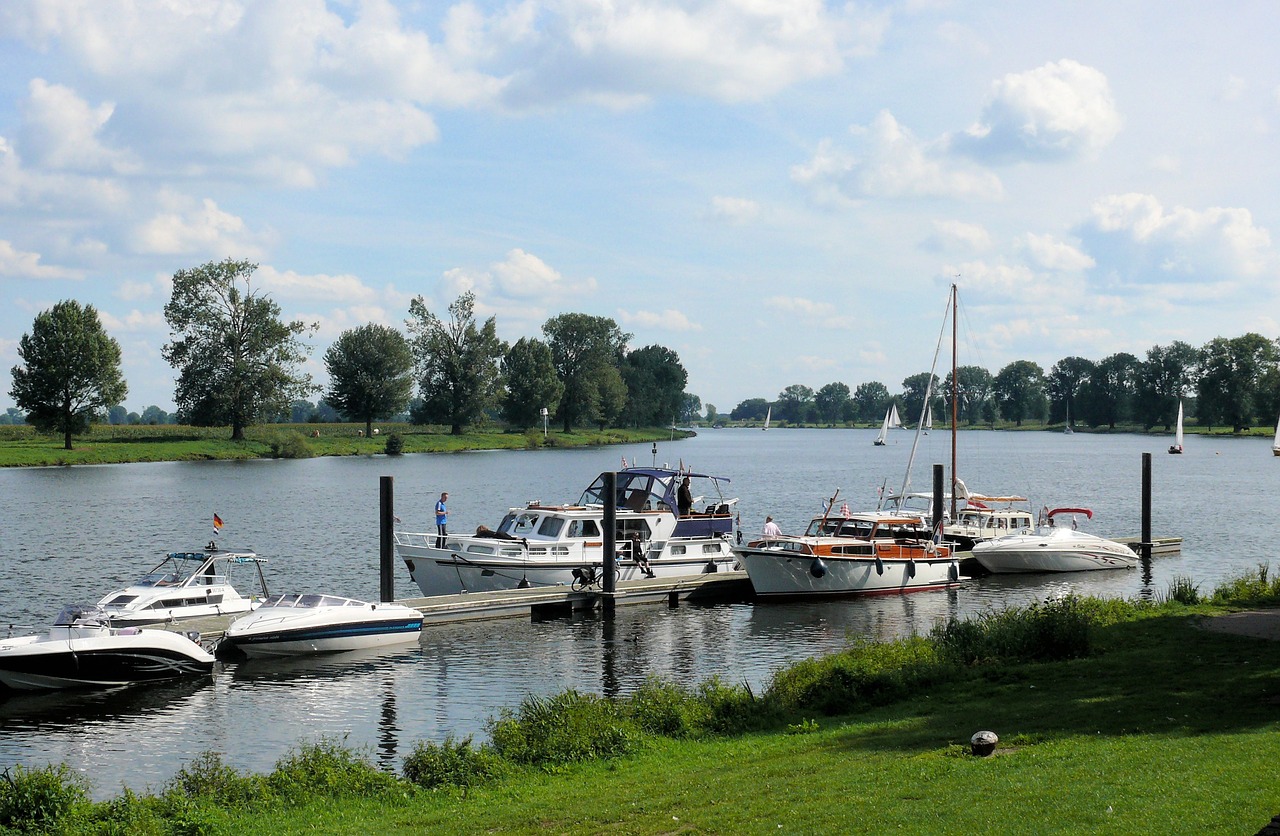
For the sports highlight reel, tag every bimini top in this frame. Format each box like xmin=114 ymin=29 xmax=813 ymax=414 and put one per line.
xmin=576 ymin=467 xmax=733 ymax=517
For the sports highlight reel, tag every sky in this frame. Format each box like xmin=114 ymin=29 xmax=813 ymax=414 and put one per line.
xmin=2 ymin=0 xmax=1279 ymax=416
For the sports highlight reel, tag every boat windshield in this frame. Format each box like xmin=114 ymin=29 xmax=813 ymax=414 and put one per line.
xmin=53 ymin=604 xmax=108 ymax=626
xmin=260 ymin=593 xmax=359 ymax=609
xmin=806 ymin=518 xmax=878 ymax=538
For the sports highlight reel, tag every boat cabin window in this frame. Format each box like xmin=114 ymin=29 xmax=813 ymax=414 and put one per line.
xmin=567 ymin=519 xmax=601 ymax=538
xmin=616 ymin=521 xmax=652 ymax=540
xmin=536 ymin=516 xmax=565 ymax=537
xmin=504 ymin=513 xmax=540 ymax=536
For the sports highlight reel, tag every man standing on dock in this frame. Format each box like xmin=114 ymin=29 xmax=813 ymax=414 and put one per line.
xmin=435 ymin=492 xmax=448 ymax=548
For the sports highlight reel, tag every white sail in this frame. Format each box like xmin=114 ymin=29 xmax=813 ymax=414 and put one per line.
xmin=925 ymin=409 xmax=933 ymax=432
xmin=762 ymin=405 xmax=771 ymax=431
xmin=1065 ymin=402 xmax=1073 ymax=435
xmin=1174 ymin=402 xmax=1184 ymax=447
xmin=1272 ymin=413 xmax=1280 ymax=454
xmin=888 ymin=403 xmax=902 ymax=429
xmin=874 ymin=404 xmax=892 ymax=445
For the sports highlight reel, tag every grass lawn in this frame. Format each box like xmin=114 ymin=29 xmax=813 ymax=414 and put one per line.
xmin=219 ymin=611 xmax=1280 ymax=834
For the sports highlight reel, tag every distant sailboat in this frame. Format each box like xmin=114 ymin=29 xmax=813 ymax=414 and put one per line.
xmin=762 ymin=406 xmax=771 ymax=431
xmin=924 ymin=408 xmax=933 ymax=434
xmin=874 ymin=403 xmax=901 ymax=446
xmin=1272 ymin=413 xmax=1280 ymax=457
xmin=1168 ymin=401 xmax=1184 ymax=455
xmin=1064 ymin=402 xmax=1074 ymax=435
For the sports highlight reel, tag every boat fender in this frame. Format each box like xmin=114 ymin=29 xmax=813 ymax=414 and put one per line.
xmin=907 ymin=559 xmax=917 ymax=579
xmin=948 ymin=562 xmax=959 ymax=583
xmin=809 ymin=558 xmax=828 ymax=579
xmin=705 ymin=561 xmax=719 ymax=573
xmin=874 ymin=557 xmax=884 ymax=576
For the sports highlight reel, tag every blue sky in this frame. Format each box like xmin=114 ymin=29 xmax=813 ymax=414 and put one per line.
xmin=2 ymin=1 xmax=1279 ymax=415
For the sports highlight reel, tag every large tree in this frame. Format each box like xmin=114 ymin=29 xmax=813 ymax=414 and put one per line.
xmin=1196 ymin=333 xmax=1277 ymax=431
xmin=730 ymin=397 xmax=770 ymax=421
xmin=900 ymin=372 xmax=939 ymax=429
xmin=814 ymin=381 xmax=852 ymax=424
xmin=993 ymin=360 xmax=1047 ymax=426
xmin=851 ymin=381 xmax=891 ymax=423
xmin=10 ymin=300 xmax=127 ymax=450
xmin=501 ymin=337 xmax=563 ymax=430
xmin=942 ymin=365 xmax=993 ymax=426
xmin=620 ymin=344 xmax=687 ymax=427
xmin=1078 ymin=352 xmax=1139 ymax=429
xmin=1046 ymin=356 xmax=1095 ymax=425
xmin=407 ymin=291 xmax=506 ymax=435
xmin=325 ymin=324 xmax=414 ymax=438
xmin=162 ymin=259 xmax=314 ymax=440
xmin=775 ymin=384 xmax=815 ymax=423
xmin=542 ymin=313 xmax=631 ymax=432
xmin=1135 ymin=341 xmax=1198 ymax=430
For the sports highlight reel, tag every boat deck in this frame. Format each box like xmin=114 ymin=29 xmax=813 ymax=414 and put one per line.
xmin=159 ymin=571 xmax=755 ymax=644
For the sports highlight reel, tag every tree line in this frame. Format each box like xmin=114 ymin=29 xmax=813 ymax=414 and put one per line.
xmin=7 ymin=259 xmax=694 ymax=449
xmin=727 ymin=335 xmax=1280 ymax=433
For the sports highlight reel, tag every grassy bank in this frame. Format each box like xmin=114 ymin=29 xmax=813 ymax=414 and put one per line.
xmin=0 ymin=424 xmax=689 ymax=467
xmin=7 ymin=570 xmax=1280 ymax=833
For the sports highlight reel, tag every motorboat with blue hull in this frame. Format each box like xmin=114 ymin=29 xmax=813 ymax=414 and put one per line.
xmin=395 ymin=466 xmax=739 ymax=597
xmin=97 ymin=543 xmax=269 ymax=627
xmin=220 ymin=594 xmax=423 ymax=658
xmin=0 ymin=605 xmax=215 ymax=691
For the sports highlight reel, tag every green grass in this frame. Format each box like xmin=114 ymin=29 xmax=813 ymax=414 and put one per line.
xmin=11 ymin=573 xmax=1280 ymax=833
xmin=0 ymin=423 xmax=687 ymax=467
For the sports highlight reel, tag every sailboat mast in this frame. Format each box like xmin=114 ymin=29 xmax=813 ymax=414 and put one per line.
xmin=950 ymin=283 xmax=958 ymax=521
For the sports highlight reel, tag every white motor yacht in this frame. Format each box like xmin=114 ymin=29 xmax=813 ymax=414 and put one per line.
xmin=971 ymin=508 xmax=1139 ymax=573
xmin=0 ymin=604 xmax=214 ymax=691
xmin=96 ymin=544 xmax=269 ymax=626
xmin=395 ymin=466 xmax=739 ymax=596
xmin=221 ymin=594 xmax=423 ymax=657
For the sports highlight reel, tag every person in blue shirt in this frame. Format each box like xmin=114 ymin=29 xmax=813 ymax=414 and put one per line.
xmin=435 ymin=492 xmax=448 ymax=548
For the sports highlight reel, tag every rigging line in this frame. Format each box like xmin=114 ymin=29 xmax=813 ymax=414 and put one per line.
xmin=897 ymin=291 xmax=953 ymax=501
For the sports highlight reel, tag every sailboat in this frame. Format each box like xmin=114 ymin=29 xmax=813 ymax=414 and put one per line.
xmin=762 ymin=406 xmax=771 ymax=431
xmin=924 ymin=408 xmax=933 ymax=435
xmin=1168 ymin=401 xmax=1184 ymax=454
xmin=873 ymin=403 xmax=901 ymax=446
xmin=1064 ymin=402 xmax=1074 ymax=435
xmin=1272 ymin=413 xmax=1280 ymax=457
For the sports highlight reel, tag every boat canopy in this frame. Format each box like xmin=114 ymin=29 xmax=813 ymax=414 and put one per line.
xmin=577 ymin=467 xmax=731 ymax=516
xmin=1048 ymin=507 xmax=1093 ymax=519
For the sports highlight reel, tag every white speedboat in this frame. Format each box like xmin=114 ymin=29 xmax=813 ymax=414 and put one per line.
xmin=97 ymin=544 xmax=269 ymax=626
xmin=734 ymin=509 xmax=961 ymax=598
xmin=971 ymin=507 xmax=1139 ymax=573
xmin=220 ymin=594 xmax=423 ymax=658
xmin=0 ymin=604 xmax=215 ymax=691
xmin=395 ymin=467 xmax=739 ymax=596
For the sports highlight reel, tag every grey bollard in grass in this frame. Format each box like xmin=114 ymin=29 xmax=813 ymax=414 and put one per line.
xmin=971 ymin=730 xmax=998 ymax=756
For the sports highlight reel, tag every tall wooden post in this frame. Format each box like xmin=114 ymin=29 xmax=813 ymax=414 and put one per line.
xmin=1141 ymin=453 xmax=1152 ymax=562
xmin=380 ymin=476 xmax=395 ymax=602
xmin=602 ymin=471 xmax=617 ymax=612
xmin=932 ymin=463 xmax=945 ymax=542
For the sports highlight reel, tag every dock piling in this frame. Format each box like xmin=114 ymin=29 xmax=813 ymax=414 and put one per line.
xmin=380 ymin=476 xmax=395 ymax=603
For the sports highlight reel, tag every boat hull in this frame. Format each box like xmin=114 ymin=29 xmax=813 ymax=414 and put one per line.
xmin=0 ymin=631 xmax=215 ymax=691
xmin=736 ymin=546 xmax=960 ymax=597
xmin=972 ymin=532 xmax=1139 ymax=573
xmin=399 ymin=541 xmax=738 ymax=597
xmin=222 ymin=607 xmax=423 ymax=658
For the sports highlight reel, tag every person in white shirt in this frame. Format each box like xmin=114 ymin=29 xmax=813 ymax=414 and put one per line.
xmin=762 ymin=515 xmax=781 ymax=538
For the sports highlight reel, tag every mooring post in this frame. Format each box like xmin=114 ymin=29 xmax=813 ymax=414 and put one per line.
xmin=602 ymin=471 xmax=617 ymax=612
xmin=380 ymin=476 xmax=395 ymax=602
xmin=932 ymin=463 xmax=945 ymax=541
xmin=1141 ymin=452 xmax=1152 ymax=562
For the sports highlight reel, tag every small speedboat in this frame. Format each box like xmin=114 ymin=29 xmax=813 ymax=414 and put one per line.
xmin=971 ymin=507 xmax=1139 ymax=573
xmin=97 ymin=543 xmax=269 ymax=626
xmin=220 ymin=594 xmax=423 ymax=658
xmin=0 ymin=604 xmax=214 ymax=691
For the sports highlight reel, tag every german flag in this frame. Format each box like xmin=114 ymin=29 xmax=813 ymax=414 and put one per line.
xmin=213 ymin=513 xmax=224 ymax=536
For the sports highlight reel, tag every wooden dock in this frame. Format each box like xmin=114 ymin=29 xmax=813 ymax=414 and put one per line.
xmin=161 ymin=571 xmax=754 ymax=645
xmin=1111 ymin=535 xmax=1183 ymax=555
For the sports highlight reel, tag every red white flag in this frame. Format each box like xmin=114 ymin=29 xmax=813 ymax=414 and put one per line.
xmin=213 ymin=513 xmax=224 ymax=536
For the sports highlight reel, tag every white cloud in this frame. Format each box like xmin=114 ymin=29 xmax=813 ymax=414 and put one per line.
xmin=132 ymin=194 xmax=270 ymax=259
xmin=707 ymin=196 xmax=760 ymax=224
xmin=1022 ymin=233 xmax=1095 ymax=272
xmin=256 ymin=266 xmax=379 ymax=305
xmin=98 ymin=309 xmax=166 ymax=333
xmin=1080 ymin=192 xmax=1275 ymax=282
xmin=792 ymin=111 xmax=1004 ymax=204
xmin=0 ymin=240 xmax=82 ymax=279
xmin=764 ymin=296 xmax=855 ymax=329
xmin=922 ymin=219 xmax=992 ymax=253
xmin=18 ymin=79 xmax=139 ymax=174
xmin=443 ymin=248 xmax=597 ymax=303
xmin=616 ymin=309 xmax=702 ymax=332
xmin=953 ymin=59 xmax=1121 ymax=162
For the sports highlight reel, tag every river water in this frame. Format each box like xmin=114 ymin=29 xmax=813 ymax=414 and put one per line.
xmin=0 ymin=428 xmax=1273 ymax=798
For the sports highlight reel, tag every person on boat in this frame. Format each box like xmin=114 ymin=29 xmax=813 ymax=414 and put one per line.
xmin=762 ymin=516 xmax=781 ymax=538
xmin=435 ymin=492 xmax=449 ymax=548
xmin=677 ymin=476 xmax=693 ymax=517
xmin=625 ymin=532 xmax=654 ymax=577
xmin=475 ymin=525 xmax=518 ymax=540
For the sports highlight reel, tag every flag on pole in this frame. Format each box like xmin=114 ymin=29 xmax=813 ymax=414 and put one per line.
xmin=621 ymin=456 xmax=628 ymax=468
xmin=840 ymin=502 xmax=850 ymax=518
xmin=213 ymin=514 xmax=224 ymax=536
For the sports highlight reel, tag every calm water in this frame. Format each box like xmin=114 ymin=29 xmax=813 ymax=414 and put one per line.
xmin=0 ymin=428 xmax=1274 ymax=798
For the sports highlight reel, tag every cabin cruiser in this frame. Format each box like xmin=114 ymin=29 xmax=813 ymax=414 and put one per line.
xmin=734 ymin=509 xmax=961 ymax=597
xmin=971 ymin=507 xmax=1139 ymax=573
xmin=0 ymin=604 xmax=214 ymax=691
xmin=395 ymin=467 xmax=739 ymax=596
xmin=220 ymin=594 xmax=423 ymax=658
xmin=96 ymin=544 xmax=269 ymax=626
